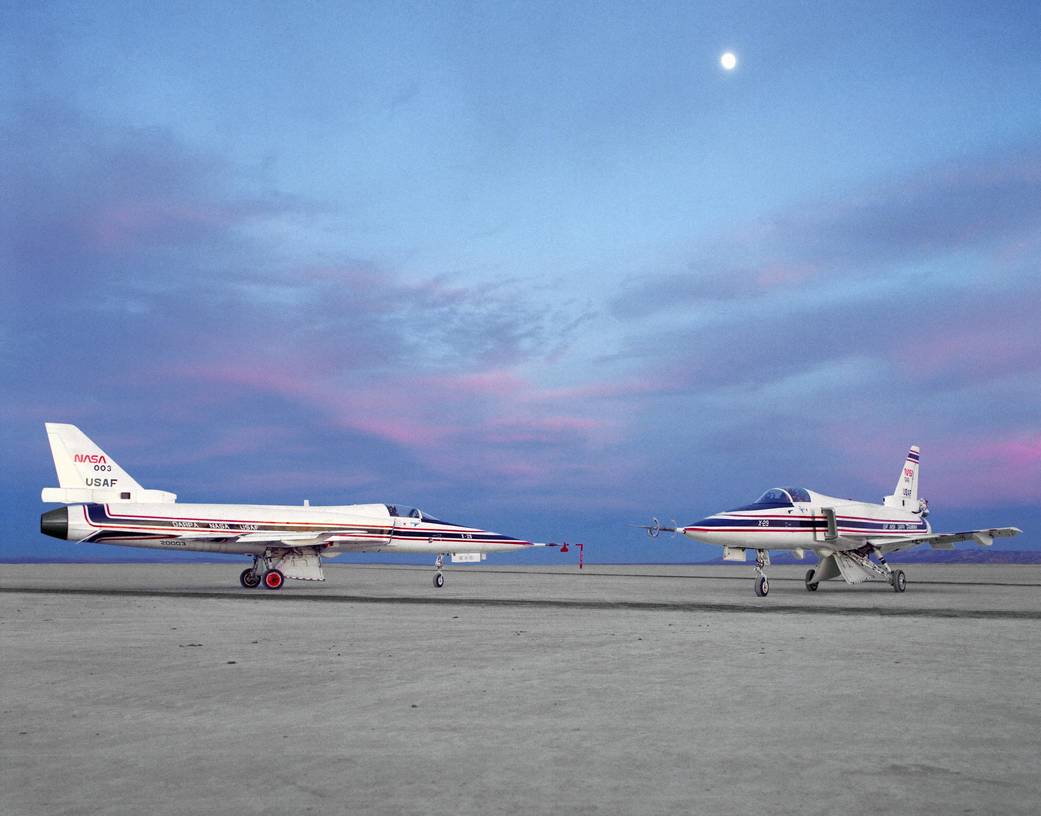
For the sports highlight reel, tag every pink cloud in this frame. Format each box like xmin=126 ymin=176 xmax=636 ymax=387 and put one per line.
xmin=171 ymin=354 xmax=636 ymax=491
xmin=973 ymin=434 xmax=1041 ymax=469
xmin=899 ymin=315 xmax=1040 ymax=383
xmin=827 ymin=430 xmax=1041 ymax=508
xmin=423 ymin=369 xmax=527 ymax=397
xmin=952 ymin=432 xmax=1041 ymax=504
xmin=86 ymin=201 xmax=240 ymax=250
xmin=483 ymin=415 xmax=612 ymax=445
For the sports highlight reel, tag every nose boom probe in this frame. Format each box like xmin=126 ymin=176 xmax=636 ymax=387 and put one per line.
xmin=638 ymin=517 xmax=680 ymax=538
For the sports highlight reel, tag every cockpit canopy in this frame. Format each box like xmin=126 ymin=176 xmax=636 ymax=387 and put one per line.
xmin=729 ymin=486 xmax=812 ymax=511
xmin=384 ymin=504 xmax=447 ymax=524
xmin=758 ymin=487 xmax=811 ymax=504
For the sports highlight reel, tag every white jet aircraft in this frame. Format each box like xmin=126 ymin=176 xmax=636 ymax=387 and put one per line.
xmin=645 ymin=445 xmax=1020 ymax=597
xmin=40 ymin=423 xmax=553 ymax=590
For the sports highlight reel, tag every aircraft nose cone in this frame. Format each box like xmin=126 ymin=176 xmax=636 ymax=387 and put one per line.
xmin=40 ymin=507 xmax=69 ymax=539
xmin=682 ymin=517 xmax=724 ymax=543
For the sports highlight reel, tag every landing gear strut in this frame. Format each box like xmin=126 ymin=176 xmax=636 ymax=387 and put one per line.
xmin=873 ymin=547 xmax=906 ymax=592
xmin=433 ymin=554 xmax=445 ymax=588
xmin=753 ymin=549 xmax=770 ymax=597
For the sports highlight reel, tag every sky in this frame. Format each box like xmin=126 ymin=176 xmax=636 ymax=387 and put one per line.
xmin=3 ymin=0 xmax=1039 ymax=564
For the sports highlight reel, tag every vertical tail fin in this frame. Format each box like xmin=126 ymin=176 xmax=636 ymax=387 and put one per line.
xmin=42 ymin=423 xmax=176 ymax=504
xmin=46 ymin=423 xmax=144 ymax=491
xmin=883 ymin=445 xmax=920 ymax=510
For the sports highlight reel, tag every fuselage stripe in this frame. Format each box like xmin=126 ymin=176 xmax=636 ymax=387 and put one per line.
xmin=78 ymin=505 xmax=529 ymax=546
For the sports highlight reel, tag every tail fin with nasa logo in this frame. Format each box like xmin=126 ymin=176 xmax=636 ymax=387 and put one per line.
xmin=41 ymin=423 xmax=176 ymax=504
xmin=883 ymin=445 xmax=923 ymax=513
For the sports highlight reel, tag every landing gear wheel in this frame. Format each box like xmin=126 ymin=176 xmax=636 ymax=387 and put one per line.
xmin=239 ymin=568 xmax=261 ymax=589
xmin=754 ymin=575 xmax=769 ymax=597
xmin=804 ymin=569 xmax=819 ymax=592
xmin=433 ymin=572 xmax=444 ymax=589
xmin=891 ymin=569 xmax=906 ymax=593
xmin=262 ymin=569 xmax=285 ymax=590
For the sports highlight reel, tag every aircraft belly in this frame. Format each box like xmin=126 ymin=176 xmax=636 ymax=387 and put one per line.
xmin=88 ymin=535 xmax=271 ymax=556
xmin=270 ymin=551 xmax=324 ymax=581
xmin=686 ymin=530 xmax=815 ymax=549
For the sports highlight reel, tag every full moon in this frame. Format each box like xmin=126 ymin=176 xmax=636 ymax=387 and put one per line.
xmin=720 ymin=51 xmax=737 ymax=71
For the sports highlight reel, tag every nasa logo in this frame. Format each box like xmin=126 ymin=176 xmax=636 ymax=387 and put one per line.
xmin=904 ymin=468 xmax=914 ymax=478
xmin=74 ymin=454 xmax=108 ymax=464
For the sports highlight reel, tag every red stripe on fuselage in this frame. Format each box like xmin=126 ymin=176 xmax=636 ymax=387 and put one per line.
xmin=719 ymin=512 xmax=924 ymax=524
xmin=683 ymin=526 xmax=922 ymax=537
xmin=82 ymin=506 xmax=531 ymax=545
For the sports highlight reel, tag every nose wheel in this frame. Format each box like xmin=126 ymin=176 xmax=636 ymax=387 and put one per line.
xmin=891 ymin=569 xmax=906 ymax=592
xmin=752 ymin=549 xmax=770 ymax=597
xmin=433 ymin=554 xmax=445 ymax=588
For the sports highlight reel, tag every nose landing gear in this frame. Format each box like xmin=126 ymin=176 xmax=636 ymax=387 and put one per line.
xmin=753 ymin=549 xmax=770 ymax=597
xmin=433 ymin=553 xmax=445 ymax=588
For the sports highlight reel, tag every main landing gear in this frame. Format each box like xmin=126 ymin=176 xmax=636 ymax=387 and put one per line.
xmin=802 ymin=548 xmax=908 ymax=593
xmin=433 ymin=554 xmax=445 ymax=588
xmin=753 ymin=549 xmax=770 ymax=597
xmin=239 ymin=556 xmax=284 ymax=590
xmin=875 ymin=549 xmax=906 ymax=593
xmin=860 ymin=547 xmax=907 ymax=593
xmin=239 ymin=568 xmax=261 ymax=589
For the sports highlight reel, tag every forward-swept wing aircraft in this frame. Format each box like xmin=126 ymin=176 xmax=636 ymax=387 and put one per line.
xmin=645 ymin=445 xmax=1020 ymax=597
xmin=40 ymin=423 xmax=553 ymax=589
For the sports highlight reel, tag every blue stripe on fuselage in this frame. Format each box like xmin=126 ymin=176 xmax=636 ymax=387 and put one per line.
xmin=689 ymin=515 xmax=927 ymax=533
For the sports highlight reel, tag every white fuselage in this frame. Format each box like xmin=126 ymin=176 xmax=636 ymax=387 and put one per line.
xmin=49 ymin=501 xmax=532 ymax=556
xmin=681 ymin=489 xmax=930 ymax=553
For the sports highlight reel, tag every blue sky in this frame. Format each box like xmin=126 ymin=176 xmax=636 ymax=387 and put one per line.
xmin=3 ymin=1 xmax=1039 ymax=563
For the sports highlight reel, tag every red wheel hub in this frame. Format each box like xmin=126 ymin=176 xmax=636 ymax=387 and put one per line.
xmin=265 ymin=571 xmax=283 ymax=589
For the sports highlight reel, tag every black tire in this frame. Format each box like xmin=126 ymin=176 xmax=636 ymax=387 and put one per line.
xmin=263 ymin=569 xmax=285 ymax=590
xmin=804 ymin=569 xmax=819 ymax=592
xmin=892 ymin=569 xmax=906 ymax=593
xmin=754 ymin=575 xmax=769 ymax=597
xmin=240 ymin=568 xmax=261 ymax=589
xmin=433 ymin=572 xmax=445 ymax=589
